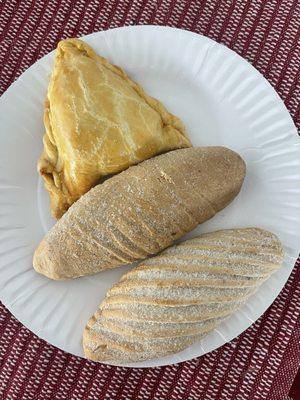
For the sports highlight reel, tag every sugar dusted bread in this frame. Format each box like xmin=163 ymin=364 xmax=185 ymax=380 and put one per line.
xmin=33 ymin=147 xmax=246 ymax=279
xmin=83 ymin=228 xmax=283 ymax=363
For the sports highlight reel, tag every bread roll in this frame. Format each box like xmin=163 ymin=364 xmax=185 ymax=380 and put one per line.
xmin=83 ymin=228 xmax=283 ymax=363
xmin=33 ymin=147 xmax=246 ymax=279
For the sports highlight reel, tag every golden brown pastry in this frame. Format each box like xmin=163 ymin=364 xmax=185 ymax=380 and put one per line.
xmin=39 ymin=38 xmax=191 ymax=219
xmin=83 ymin=228 xmax=283 ymax=363
xmin=33 ymin=147 xmax=246 ymax=280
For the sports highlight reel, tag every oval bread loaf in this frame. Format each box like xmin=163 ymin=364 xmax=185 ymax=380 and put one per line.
xmin=83 ymin=228 xmax=284 ymax=363
xmin=33 ymin=147 xmax=246 ymax=279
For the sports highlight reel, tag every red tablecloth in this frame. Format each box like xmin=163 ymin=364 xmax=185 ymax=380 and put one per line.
xmin=0 ymin=1 xmax=299 ymax=399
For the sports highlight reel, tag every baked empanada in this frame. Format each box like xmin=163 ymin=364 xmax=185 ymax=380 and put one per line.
xmin=39 ymin=38 xmax=191 ymax=218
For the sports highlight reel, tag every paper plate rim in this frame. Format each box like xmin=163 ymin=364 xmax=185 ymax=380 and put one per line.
xmin=0 ymin=25 xmax=299 ymax=368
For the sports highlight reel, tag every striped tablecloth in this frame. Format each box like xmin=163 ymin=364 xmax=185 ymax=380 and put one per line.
xmin=0 ymin=1 xmax=299 ymax=399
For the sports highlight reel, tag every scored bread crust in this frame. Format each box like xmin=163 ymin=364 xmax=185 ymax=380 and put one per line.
xmin=83 ymin=228 xmax=284 ymax=363
xmin=33 ymin=147 xmax=246 ymax=279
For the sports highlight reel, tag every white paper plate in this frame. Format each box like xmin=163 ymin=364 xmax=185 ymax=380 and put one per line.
xmin=0 ymin=26 xmax=299 ymax=368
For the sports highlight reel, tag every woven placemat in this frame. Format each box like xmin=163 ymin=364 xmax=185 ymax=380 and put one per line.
xmin=0 ymin=1 xmax=299 ymax=399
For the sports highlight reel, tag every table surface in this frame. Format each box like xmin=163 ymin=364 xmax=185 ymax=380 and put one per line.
xmin=0 ymin=1 xmax=299 ymax=399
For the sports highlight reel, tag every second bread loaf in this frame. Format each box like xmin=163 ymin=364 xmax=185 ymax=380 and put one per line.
xmin=83 ymin=228 xmax=283 ymax=363
xmin=33 ymin=147 xmax=246 ymax=279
